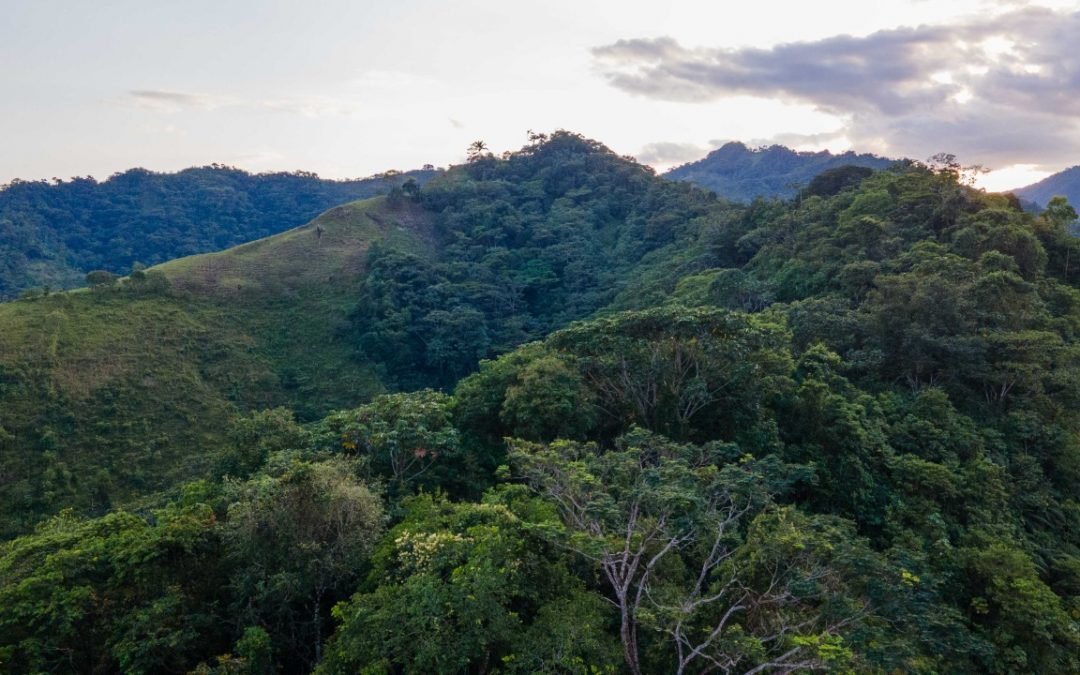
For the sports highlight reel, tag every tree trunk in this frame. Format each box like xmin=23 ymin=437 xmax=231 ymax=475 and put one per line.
xmin=620 ymin=605 xmax=642 ymax=675
xmin=313 ymin=589 xmax=324 ymax=664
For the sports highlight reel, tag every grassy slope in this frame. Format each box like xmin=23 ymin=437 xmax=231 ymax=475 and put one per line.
xmin=0 ymin=197 xmax=433 ymax=535
xmin=161 ymin=197 xmax=432 ymax=294
xmin=156 ymin=197 xmax=436 ymax=415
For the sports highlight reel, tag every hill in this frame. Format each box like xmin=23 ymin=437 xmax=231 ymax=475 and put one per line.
xmin=1014 ymin=165 xmax=1080 ymax=210
xmin=0 ymin=198 xmax=418 ymax=536
xmin=0 ymin=165 xmax=437 ymax=299
xmin=665 ymin=140 xmax=895 ymax=201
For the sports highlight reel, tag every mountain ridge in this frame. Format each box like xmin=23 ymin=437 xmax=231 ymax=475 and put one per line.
xmin=1013 ymin=164 xmax=1080 ymax=209
xmin=664 ymin=140 xmax=896 ymax=200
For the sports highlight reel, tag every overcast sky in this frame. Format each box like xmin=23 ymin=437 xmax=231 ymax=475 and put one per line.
xmin=2 ymin=0 xmax=1077 ymax=190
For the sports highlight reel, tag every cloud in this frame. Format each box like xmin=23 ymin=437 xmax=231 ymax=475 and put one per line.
xmin=593 ymin=6 xmax=1080 ymax=169
xmin=128 ymin=90 xmax=231 ymax=112
xmin=127 ymin=90 xmax=356 ymax=119
xmin=636 ymin=141 xmax=709 ymax=167
xmin=751 ymin=130 xmax=850 ymax=151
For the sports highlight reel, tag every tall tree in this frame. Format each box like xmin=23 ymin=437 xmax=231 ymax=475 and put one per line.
xmin=511 ymin=429 xmax=865 ymax=675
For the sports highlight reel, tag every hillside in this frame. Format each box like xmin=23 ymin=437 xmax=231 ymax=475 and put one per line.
xmin=0 ymin=132 xmax=733 ymax=536
xmin=0 ymin=165 xmax=437 ymax=299
xmin=3 ymin=134 xmax=1080 ymax=673
xmin=665 ymin=140 xmax=895 ymax=201
xmin=0 ymin=198 xmax=423 ymax=537
xmin=1014 ymin=165 xmax=1080 ymax=210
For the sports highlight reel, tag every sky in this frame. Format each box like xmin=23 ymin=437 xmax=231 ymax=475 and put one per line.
xmin=2 ymin=0 xmax=1078 ymax=191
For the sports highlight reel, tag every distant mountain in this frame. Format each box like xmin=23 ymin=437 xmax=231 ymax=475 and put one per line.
xmin=0 ymin=165 xmax=437 ymax=298
xmin=665 ymin=141 xmax=895 ymax=201
xmin=1013 ymin=165 xmax=1080 ymax=210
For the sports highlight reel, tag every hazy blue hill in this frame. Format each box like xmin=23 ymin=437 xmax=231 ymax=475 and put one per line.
xmin=0 ymin=165 xmax=437 ymax=298
xmin=1014 ymin=165 xmax=1080 ymax=210
xmin=665 ymin=141 xmax=894 ymax=201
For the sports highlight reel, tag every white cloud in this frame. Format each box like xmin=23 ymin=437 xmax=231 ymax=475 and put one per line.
xmin=593 ymin=6 xmax=1080 ymax=169
xmin=128 ymin=90 xmax=361 ymax=119
xmin=636 ymin=141 xmax=709 ymax=168
xmin=128 ymin=90 xmax=234 ymax=112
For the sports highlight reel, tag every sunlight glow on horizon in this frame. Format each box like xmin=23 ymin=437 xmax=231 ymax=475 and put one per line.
xmin=976 ymin=164 xmax=1052 ymax=193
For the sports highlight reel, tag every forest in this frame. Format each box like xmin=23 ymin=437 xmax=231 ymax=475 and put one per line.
xmin=1 ymin=132 xmax=1079 ymax=674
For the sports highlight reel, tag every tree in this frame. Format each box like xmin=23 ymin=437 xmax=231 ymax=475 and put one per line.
xmin=467 ymin=140 xmax=490 ymax=162
xmin=499 ymin=353 xmax=596 ymax=441
xmin=318 ymin=494 xmax=618 ymax=674
xmin=223 ymin=457 xmax=382 ymax=670
xmin=401 ymin=177 xmax=420 ymax=198
xmin=1043 ymin=196 xmax=1077 ymax=230
xmin=511 ymin=429 xmax=863 ymax=675
xmin=0 ymin=501 xmax=226 ymax=674
xmin=546 ymin=306 xmax=792 ymax=441
xmin=315 ymin=390 xmax=477 ymax=496
xmin=801 ymin=165 xmax=875 ymax=199
xmin=217 ymin=407 xmax=308 ymax=479
xmin=85 ymin=269 xmax=118 ymax=288
xmin=1036 ymin=196 xmax=1080 ymax=282
xmin=421 ymin=306 xmax=491 ymax=385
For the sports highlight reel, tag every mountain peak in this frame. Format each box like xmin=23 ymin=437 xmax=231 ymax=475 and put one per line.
xmin=1014 ymin=165 xmax=1080 ymax=210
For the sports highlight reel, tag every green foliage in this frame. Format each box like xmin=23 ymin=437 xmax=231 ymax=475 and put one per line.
xmin=499 ymin=352 xmax=596 ymax=441
xmin=190 ymin=626 xmax=276 ymax=675
xmin=0 ymin=195 xmax=405 ymax=535
xmin=510 ymin=430 xmax=869 ymax=675
xmin=546 ymin=306 xmax=792 ymax=442
xmin=455 ymin=306 xmax=792 ymax=447
xmin=318 ymin=494 xmax=619 ymax=675
xmin=0 ymin=504 xmax=226 ymax=674
xmin=0 ymin=292 xmax=283 ymax=538
xmin=954 ymin=537 xmax=1080 ymax=673
xmin=314 ymin=390 xmax=483 ymax=497
xmin=223 ymin=457 xmax=383 ymax=671
xmin=351 ymin=131 xmax=732 ymax=389
xmin=801 ymin=164 xmax=876 ymax=199
xmin=218 ymin=407 xmax=309 ymax=479
xmin=86 ymin=269 xmax=118 ymax=287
